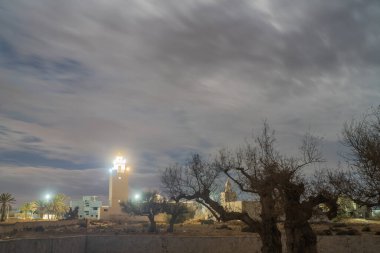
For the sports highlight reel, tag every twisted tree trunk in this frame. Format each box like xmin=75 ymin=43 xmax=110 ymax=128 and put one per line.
xmin=167 ymin=214 xmax=177 ymax=232
xmin=282 ymin=182 xmax=337 ymax=253
xmin=284 ymin=221 xmax=317 ymax=253
xmin=260 ymin=194 xmax=282 ymax=253
xmin=148 ymin=213 xmax=157 ymax=232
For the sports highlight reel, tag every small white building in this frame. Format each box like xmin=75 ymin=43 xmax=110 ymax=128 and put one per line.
xmin=372 ymin=206 xmax=380 ymax=218
xmin=70 ymin=196 xmax=102 ymax=220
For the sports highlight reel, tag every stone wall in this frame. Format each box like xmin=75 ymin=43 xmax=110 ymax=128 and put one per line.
xmin=1 ymin=234 xmax=380 ymax=253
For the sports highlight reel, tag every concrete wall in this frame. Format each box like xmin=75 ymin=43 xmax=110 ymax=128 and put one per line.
xmin=1 ymin=234 xmax=380 ymax=253
xmin=86 ymin=235 xmax=263 ymax=253
xmin=0 ymin=236 xmax=86 ymax=253
xmin=318 ymin=235 xmax=380 ymax=253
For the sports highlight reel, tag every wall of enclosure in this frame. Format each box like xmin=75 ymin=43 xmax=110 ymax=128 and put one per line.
xmin=1 ymin=234 xmax=380 ymax=253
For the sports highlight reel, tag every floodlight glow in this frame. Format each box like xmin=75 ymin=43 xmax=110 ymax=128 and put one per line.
xmin=113 ymin=156 xmax=126 ymax=165
xmin=134 ymin=194 xmax=140 ymax=200
xmin=45 ymin=194 xmax=51 ymax=200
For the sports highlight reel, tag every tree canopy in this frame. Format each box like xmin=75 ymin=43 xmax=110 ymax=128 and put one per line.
xmin=340 ymin=106 xmax=380 ymax=207
xmin=161 ymin=122 xmax=339 ymax=253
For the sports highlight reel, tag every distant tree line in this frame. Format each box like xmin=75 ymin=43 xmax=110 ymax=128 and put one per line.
xmin=4 ymin=193 xmax=70 ymax=221
xmin=120 ymin=191 xmax=194 ymax=233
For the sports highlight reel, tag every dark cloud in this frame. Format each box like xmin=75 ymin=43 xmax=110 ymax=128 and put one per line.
xmin=0 ymin=0 xmax=379 ymax=205
xmin=0 ymin=149 xmax=101 ymax=170
xmin=20 ymin=136 xmax=43 ymax=143
xmin=0 ymin=37 xmax=90 ymax=94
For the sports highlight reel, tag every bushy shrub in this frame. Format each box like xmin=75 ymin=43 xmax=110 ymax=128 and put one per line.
xmin=362 ymin=225 xmax=371 ymax=232
xmin=332 ymin=223 xmax=347 ymax=228
xmin=336 ymin=229 xmax=360 ymax=235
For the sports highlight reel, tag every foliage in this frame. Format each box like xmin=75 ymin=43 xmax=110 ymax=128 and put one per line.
xmin=64 ymin=206 xmax=79 ymax=219
xmin=51 ymin=193 xmax=69 ymax=219
xmin=336 ymin=197 xmax=357 ymax=218
xmin=33 ymin=200 xmax=47 ymax=219
xmin=20 ymin=202 xmax=37 ymax=219
xmin=162 ymin=201 xmax=195 ymax=232
xmin=0 ymin=193 xmax=15 ymax=222
xmin=120 ymin=191 xmax=164 ymax=232
xmin=33 ymin=193 xmax=69 ymax=220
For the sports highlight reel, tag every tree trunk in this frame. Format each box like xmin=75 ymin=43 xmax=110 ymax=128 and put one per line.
xmin=167 ymin=214 xmax=177 ymax=233
xmin=259 ymin=219 xmax=282 ymax=253
xmin=260 ymin=194 xmax=282 ymax=253
xmin=148 ymin=214 xmax=157 ymax=232
xmin=0 ymin=207 xmax=5 ymax=222
xmin=284 ymin=221 xmax=317 ymax=253
xmin=167 ymin=222 xmax=174 ymax=233
xmin=282 ymin=183 xmax=318 ymax=253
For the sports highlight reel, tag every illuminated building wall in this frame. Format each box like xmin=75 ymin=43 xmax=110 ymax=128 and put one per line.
xmin=70 ymin=196 xmax=102 ymax=220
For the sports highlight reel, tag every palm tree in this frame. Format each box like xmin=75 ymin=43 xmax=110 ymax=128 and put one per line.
xmin=20 ymin=202 xmax=36 ymax=219
xmin=33 ymin=200 xmax=47 ymax=219
xmin=51 ymin=194 xmax=69 ymax=219
xmin=0 ymin=193 xmax=15 ymax=222
xmin=33 ymin=194 xmax=69 ymax=220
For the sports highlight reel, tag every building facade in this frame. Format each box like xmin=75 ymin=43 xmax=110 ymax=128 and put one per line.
xmin=220 ymin=179 xmax=261 ymax=220
xmin=70 ymin=196 xmax=102 ymax=220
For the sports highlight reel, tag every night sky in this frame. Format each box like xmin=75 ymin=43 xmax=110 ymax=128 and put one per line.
xmin=1 ymin=0 xmax=379 ymax=206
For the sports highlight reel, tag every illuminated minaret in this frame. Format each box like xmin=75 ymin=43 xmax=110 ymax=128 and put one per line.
xmin=109 ymin=155 xmax=129 ymax=214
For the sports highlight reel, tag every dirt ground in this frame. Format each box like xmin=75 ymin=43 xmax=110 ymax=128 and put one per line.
xmin=1 ymin=218 xmax=380 ymax=240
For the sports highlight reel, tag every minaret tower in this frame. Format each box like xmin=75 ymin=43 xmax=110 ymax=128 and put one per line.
xmin=109 ymin=155 xmax=129 ymax=214
xmin=220 ymin=179 xmax=237 ymax=206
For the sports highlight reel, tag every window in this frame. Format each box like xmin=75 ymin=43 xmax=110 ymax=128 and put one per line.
xmin=93 ymin=207 xmax=98 ymax=210
xmin=104 ymin=209 xmax=108 ymax=212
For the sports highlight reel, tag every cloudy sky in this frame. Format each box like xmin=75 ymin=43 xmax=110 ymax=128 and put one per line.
xmin=1 ymin=0 xmax=379 ymax=205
